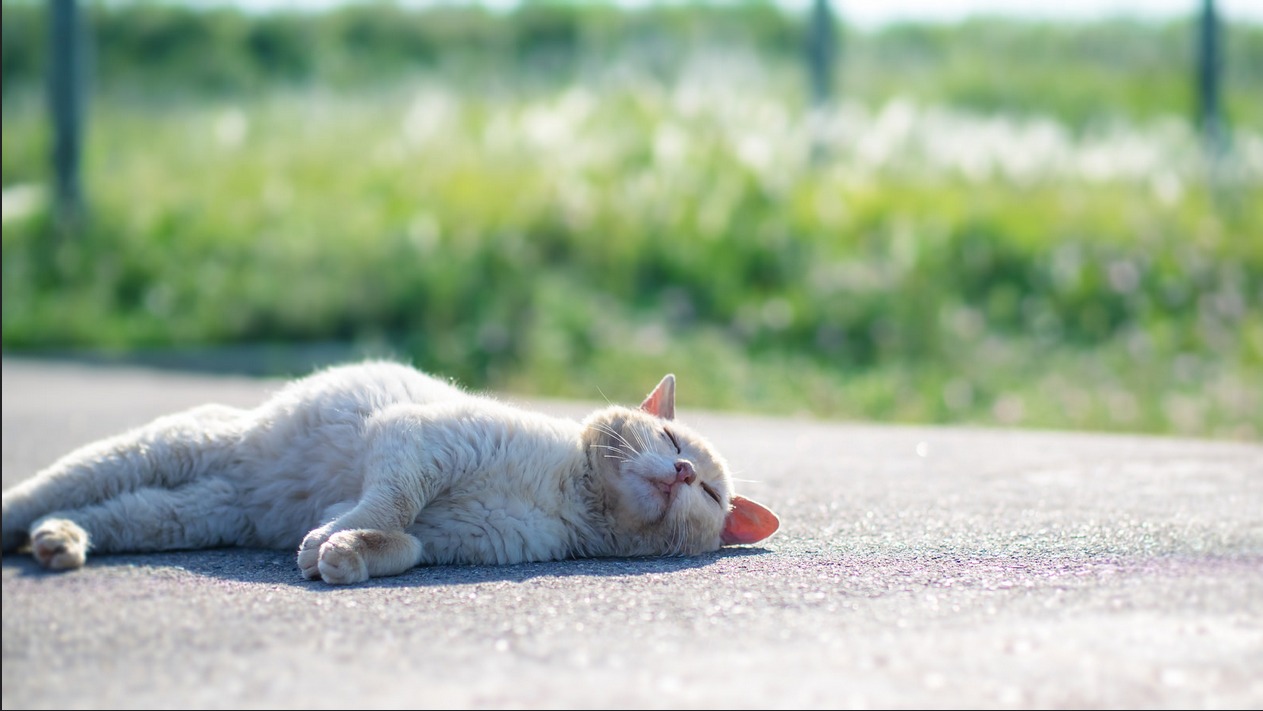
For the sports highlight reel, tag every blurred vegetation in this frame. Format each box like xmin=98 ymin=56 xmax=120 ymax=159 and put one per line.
xmin=5 ymin=1 xmax=1263 ymax=128
xmin=2 ymin=1 xmax=1260 ymax=440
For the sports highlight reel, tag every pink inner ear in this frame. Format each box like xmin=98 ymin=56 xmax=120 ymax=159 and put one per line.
xmin=721 ymin=495 xmax=780 ymax=545
xmin=639 ymin=374 xmax=676 ymax=421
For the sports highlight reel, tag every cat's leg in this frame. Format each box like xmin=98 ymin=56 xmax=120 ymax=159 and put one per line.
xmin=2 ymin=404 xmax=247 ymax=553
xmin=297 ymin=486 xmax=433 ymax=584
xmin=26 ymin=477 xmax=247 ymax=570
xmin=308 ymin=529 xmax=424 ymax=585
xmin=297 ymin=405 xmax=465 ymax=584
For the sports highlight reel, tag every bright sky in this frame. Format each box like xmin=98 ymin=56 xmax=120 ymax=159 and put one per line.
xmin=205 ymin=0 xmax=1263 ymax=27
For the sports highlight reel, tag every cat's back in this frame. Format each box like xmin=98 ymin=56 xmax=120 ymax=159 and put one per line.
xmin=258 ymin=361 xmax=469 ymax=430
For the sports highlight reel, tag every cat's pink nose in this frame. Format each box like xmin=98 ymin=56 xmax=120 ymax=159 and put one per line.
xmin=675 ymin=460 xmax=696 ymax=484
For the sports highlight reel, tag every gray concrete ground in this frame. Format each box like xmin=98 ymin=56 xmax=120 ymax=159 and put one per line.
xmin=2 ymin=357 xmax=1261 ymax=709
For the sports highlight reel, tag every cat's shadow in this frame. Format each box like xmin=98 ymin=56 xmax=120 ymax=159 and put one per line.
xmin=2 ymin=546 xmax=772 ymax=589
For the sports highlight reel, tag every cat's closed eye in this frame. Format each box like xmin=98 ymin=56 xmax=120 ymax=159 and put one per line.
xmin=663 ymin=428 xmax=681 ymax=454
xmin=699 ymin=481 xmax=722 ymax=505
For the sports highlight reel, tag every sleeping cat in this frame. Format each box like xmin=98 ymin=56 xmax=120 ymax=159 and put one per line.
xmin=1 ymin=361 xmax=778 ymax=585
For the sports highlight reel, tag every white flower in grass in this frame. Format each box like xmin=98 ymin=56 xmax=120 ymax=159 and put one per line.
xmin=214 ymin=108 xmax=248 ymax=148
xmin=401 ymin=89 xmax=455 ymax=147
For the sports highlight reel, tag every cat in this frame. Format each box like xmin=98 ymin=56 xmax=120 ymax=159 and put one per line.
xmin=1 ymin=361 xmax=778 ymax=585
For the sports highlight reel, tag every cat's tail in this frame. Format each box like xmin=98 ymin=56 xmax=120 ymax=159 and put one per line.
xmin=2 ymin=403 xmax=248 ymax=553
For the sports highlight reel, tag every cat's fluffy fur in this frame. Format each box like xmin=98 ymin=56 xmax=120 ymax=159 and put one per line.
xmin=1 ymin=361 xmax=778 ymax=584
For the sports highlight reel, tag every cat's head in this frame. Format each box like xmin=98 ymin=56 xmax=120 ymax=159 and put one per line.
xmin=581 ymin=374 xmax=779 ymax=557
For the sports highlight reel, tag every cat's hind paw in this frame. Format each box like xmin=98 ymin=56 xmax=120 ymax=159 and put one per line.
xmin=30 ymin=518 xmax=88 ymax=570
xmin=316 ymin=532 xmax=369 ymax=585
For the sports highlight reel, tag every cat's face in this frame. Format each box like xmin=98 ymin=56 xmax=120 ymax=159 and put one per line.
xmin=581 ymin=375 xmax=778 ymax=557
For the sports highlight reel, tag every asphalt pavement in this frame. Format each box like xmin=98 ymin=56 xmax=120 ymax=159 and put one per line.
xmin=2 ymin=357 xmax=1260 ymax=709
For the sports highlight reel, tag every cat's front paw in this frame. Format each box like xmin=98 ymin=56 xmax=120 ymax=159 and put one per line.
xmin=317 ymin=531 xmax=369 ymax=585
xmin=297 ymin=526 xmax=332 ymax=580
xmin=30 ymin=518 xmax=88 ymax=570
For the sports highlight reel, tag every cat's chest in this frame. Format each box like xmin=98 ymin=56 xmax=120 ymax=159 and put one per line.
xmin=405 ymin=439 xmax=592 ymax=565
xmin=407 ymin=486 xmax=579 ymax=565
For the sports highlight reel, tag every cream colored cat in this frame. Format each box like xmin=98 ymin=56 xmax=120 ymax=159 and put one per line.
xmin=1 ymin=361 xmax=778 ymax=584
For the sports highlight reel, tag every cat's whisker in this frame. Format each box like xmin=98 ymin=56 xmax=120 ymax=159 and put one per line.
xmin=627 ymin=423 xmax=651 ymax=453
xmin=591 ymin=422 xmax=634 ymax=449
xmin=594 ymin=385 xmax=613 ymax=406
xmin=610 ymin=441 xmax=639 ymax=459
xmin=662 ymin=514 xmax=680 ymax=557
xmin=589 ymin=444 xmax=628 ymax=454
xmin=673 ymin=520 xmax=687 ymax=557
xmin=590 ymin=447 xmax=630 ymax=464
xmin=591 ymin=423 xmax=640 ymax=457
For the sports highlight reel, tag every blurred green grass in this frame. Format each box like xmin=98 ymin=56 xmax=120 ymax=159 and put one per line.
xmin=2 ymin=2 xmax=1260 ymax=439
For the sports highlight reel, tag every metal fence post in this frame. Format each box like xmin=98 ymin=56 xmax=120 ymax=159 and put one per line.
xmin=49 ymin=0 xmax=86 ymax=229
xmin=807 ymin=0 xmax=836 ymax=108
xmin=1196 ymin=0 xmax=1224 ymax=158
xmin=806 ymin=0 xmax=837 ymax=164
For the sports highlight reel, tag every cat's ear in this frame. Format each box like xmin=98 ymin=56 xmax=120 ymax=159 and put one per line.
xmin=639 ymin=374 xmax=676 ymax=421
xmin=721 ymin=495 xmax=780 ymax=545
